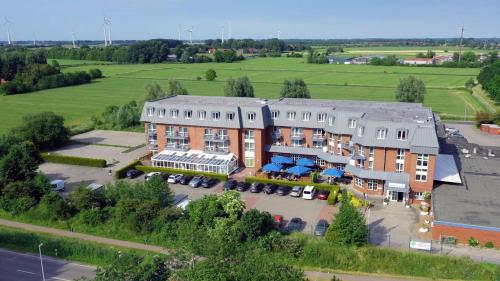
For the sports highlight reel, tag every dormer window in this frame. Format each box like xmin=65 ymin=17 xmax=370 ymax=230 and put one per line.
xmin=212 ymin=111 xmax=221 ymax=121
xmin=397 ymin=129 xmax=408 ymax=140
xmin=348 ymin=119 xmax=357 ymax=128
xmin=287 ymin=111 xmax=296 ymax=120
xmin=302 ymin=112 xmax=311 ymax=121
xmin=328 ymin=116 xmax=334 ymax=126
xmin=198 ymin=110 xmax=206 ymax=120
xmin=170 ymin=109 xmax=179 ymax=118
xmin=247 ymin=112 xmax=256 ymax=122
xmin=318 ymin=112 xmax=327 ymax=122
xmin=226 ymin=112 xmax=235 ymax=121
xmin=376 ymin=128 xmax=387 ymax=139
xmin=271 ymin=110 xmax=280 ymax=120
xmin=158 ymin=109 xmax=165 ymax=118
xmin=184 ymin=110 xmax=192 ymax=119
xmin=357 ymin=126 xmax=364 ymax=137
xmin=147 ymin=107 xmax=155 ymax=116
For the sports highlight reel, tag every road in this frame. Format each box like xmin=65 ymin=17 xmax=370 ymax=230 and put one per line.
xmin=0 ymin=248 xmax=96 ymax=281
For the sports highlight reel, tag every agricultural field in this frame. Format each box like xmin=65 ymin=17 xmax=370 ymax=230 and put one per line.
xmin=313 ymin=45 xmax=487 ymax=58
xmin=0 ymin=57 xmax=486 ymax=134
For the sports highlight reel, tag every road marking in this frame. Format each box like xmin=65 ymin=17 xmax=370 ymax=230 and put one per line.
xmin=51 ymin=277 xmax=71 ymax=281
xmin=17 ymin=269 xmax=36 ymax=275
xmin=0 ymin=248 xmax=96 ymax=269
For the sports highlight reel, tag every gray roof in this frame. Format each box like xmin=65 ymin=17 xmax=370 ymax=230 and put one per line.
xmin=345 ymin=165 xmax=410 ymax=184
xmin=141 ymin=95 xmax=437 ymax=151
xmin=433 ymin=156 xmax=500 ymax=230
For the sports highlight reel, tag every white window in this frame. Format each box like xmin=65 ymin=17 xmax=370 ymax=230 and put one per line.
xmin=349 ymin=119 xmax=357 ymax=128
xmin=287 ymin=111 xmax=296 ymax=120
xmin=359 ymin=145 xmax=365 ymax=156
xmin=226 ymin=112 xmax=235 ymax=120
xmin=158 ymin=109 xmax=166 ymax=118
xmin=147 ymin=107 xmax=155 ymax=116
xmin=318 ymin=112 xmax=327 ymax=122
xmin=369 ymin=146 xmax=375 ymax=157
xmin=244 ymin=157 xmax=255 ymax=167
xmin=212 ymin=111 xmax=220 ymax=121
xmin=302 ymin=112 xmax=311 ymax=121
xmin=413 ymin=192 xmax=424 ymax=200
xmin=271 ymin=110 xmax=279 ymax=120
xmin=292 ymin=139 xmax=303 ymax=147
xmin=313 ymin=141 xmax=323 ymax=148
xmin=171 ymin=109 xmax=179 ymax=118
xmin=368 ymin=160 xmax=374 ymax=170
xmin=397 ymin=149 xmax=405 ymax=160
xmin=184 ymin=110 xmax=192 ymax=119
xmin=204 ymin=128 xmax=214 ymax=137
xmin=396 ymin=163 xmax=404 ymax=173
xmin=376 ymin=128 xmax=387 ymax=139
xmin=328 ymin=116 xmax=334 ymax=126
xmin=247 ymin=112 xmax=256 ymax=121
xmin=291 ymin=127 xmax=303 ymax=136
xmin=313 ymin=128 xmax=324 ymax=137
xmin=367 ymin=179 xmax=377 ymax=190
xmin=219 ymin=129 xmax=228 ymax=138
xmin=166 ymin=126 xmax=175 ymax=136
xmin=396 ymin=149 xmax=405 ymax=173
xmin=244 ymin=142 xmax=255 ymax=152
xmin=244 ymin=130 xmax=255 ymax=140
xmin=198 ymin=110 xmax=206 ymax=120
xmin=148 ymin=123 xmax=156 ymax=131
xmin=357 ymin=126 xmax=364 ymax=137
xmin=416 ymin=154 xmax=429 ymax=182
xmin=397 ymin=129 xmax=408 ymax=140
xmin=179 ymin=127 xmax=188 ymax=136
xmin=355 ymin=177 xmax=364 ymax=187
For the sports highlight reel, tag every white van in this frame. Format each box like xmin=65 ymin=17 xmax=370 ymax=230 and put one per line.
xmin=50 ymin=179 xmax=65 ymax=192
xmin=302 ymin=185 xmax=316 ymax=200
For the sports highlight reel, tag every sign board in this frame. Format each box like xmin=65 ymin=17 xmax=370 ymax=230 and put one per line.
xmin=410 ymin=240 xmax=431 ymax=251
xmin=388 ymin=182 xmax=406 ymax=189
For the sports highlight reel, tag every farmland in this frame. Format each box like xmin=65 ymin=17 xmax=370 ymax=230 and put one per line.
xmin=0 ymin=57 xmax=486 ymax=134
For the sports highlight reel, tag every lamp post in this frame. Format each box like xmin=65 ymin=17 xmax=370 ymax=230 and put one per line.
xmin=38 ymin=243 xmax=46 ymax=281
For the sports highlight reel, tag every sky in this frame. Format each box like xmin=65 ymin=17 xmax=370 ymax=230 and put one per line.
xmin=2 ymin=0 xmax=500 ymax=41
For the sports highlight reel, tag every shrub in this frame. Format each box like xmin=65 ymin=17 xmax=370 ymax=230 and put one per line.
xmin=79 ymin=208 xmax=109 ymax=226
xmin=115 ymin=160 xmax=141 ymax=179
xmin=327 ymin=188 xmax=340 ymax=205
xmin=244 ymin=176 xmax=338 ymax=191
xmin=468 ymin=236 xmax=480 ymax=247
xmin=135 ymin=165 xmax=228 ymax=181
xmin=41 ymin=153 xmax=106 ymax=168
xmin=88 ymin=69 xmax=103 ymax=79
xmin=484 ymin=241 xmax=494 ymax=248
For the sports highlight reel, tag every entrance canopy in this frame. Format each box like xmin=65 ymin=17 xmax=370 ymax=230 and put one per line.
xmin=152 ymin=150 xmax=238 ymax=175
xmin=434 ymin=154 xmax=462 ymax=184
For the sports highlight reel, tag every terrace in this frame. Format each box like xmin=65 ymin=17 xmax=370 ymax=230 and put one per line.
xmin=152 ymin=149 xmax=238 ymax=175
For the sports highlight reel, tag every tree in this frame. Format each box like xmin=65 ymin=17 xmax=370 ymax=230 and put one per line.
xmin=240 ymin=209 xmax=274 ymax=240
xmin=217 ymin=191 xmax=245 ymax=219
xmin=465 ymin=77 xmax=475 ymax=89
xmin=69 ymin=185 xmax=106 ymax=211
xmin=224 ymin=76 xmax=254 ymax=97
xmin=0 ymin=141 xmax=39 ymax=183
xmin=167 ymin=79 xmax=188 ymax=96
xmin=187 ymin=195 xmax=226 ymax=227
xmin=205 ymin=69 xmax=217 ymax=81
xmin=144 ymin=83 xmax=165 ymax=101
xmin=325 ymin=190 xmax=367 ymax=246
xmin=395 ymin=76 xmax=426 ymax=103
xmin=14 ymin=112 xmax=69 ymax=150
xmin=94 ymin=253 xmax=171 ymax=281
xmin=280 ymin=79 xmax=310 ymax=99
xmin=475 ymin=111 xmax=492 ymax=126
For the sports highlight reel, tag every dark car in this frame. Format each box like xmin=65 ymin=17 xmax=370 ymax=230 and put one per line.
xmin=263 ymin=183 xmax=277 ymax=194
xmin=223 ymin=180 xmax=238 ymax=191
xmin=145 ymin=172 xmax=169 ymax=181
xmin=201 ymin=177 xmax=217 ymax=188
xmin=126 ymin=169 xmax=143 ymax=179
xmin=249 ymin=182 xmax=263 ymax=193
xmin=236 ymin=182 xmax=248 ymax=192
xmin=189 ymin=175 xmax=204 ymax=188
xmin=276 ymin=185 xmax=291 ymax=196
xmin=314 ymin=219 xmax=329 ymax=236
xmin=179 ymin=175 xmax=193 ymax=185
xmin=286 ymin=217 xmax=303 ymax=233
xmin=317 ymin=189 xmax=330 ymax=200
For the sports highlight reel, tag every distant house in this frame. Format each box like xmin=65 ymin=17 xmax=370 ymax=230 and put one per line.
xmin=433 ymin=55 xmax=453 ymax=65
xmin=208 ymin=48 xmax=217 ymax=54
xmin=403 ymin=58 xmax=434 ymax=65
xmin=327 ymin=56 xmax=353 ymax=64
xmin=167 ymin=54 xmax=178 ymax=62
xmin=351 ymin=55 xmax=385 ymax=65
xmin=236 ymin=48 xmax=244 ymax=56
xmin=247 ymin=48 xmax=259 ymax=54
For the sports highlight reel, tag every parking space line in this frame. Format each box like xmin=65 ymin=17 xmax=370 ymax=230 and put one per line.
xmin=17 ymin=269 xmax=36 ymax=275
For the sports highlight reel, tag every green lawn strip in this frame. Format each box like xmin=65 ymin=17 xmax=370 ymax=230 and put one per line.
xmin=122 ymin=143 xmax=146 ymax=153
xmin=41 ymin=152 xmax=107 ymax=168
xmin=69 ymin=140 xmax=132 ymax=149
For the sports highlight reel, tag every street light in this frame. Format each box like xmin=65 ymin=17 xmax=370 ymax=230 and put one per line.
xmin=38 ymin=243 xmax=46 ymax=281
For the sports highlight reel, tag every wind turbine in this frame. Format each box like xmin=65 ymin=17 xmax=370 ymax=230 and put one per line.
xmin=106 ymin=17 xmax=112 ymax=45
xmin=458 ymin=24 xmax=464 ymax=64
xmin=3 ymin=17 xmax=13 ymax=45
xmin=71 ymin=31 xmax=77 ymax=48
xmin=186 ymin=26 xmax=194 ymax=44
xmin=32 ymin=32 xmax=37 ymax=46
xmin=102 ymin=17 xmax=108 ymax=46
xmin=277 ymin=29 xmax=281 ymax=40
xmin=221 ymin=26 xmax=225 ymax=44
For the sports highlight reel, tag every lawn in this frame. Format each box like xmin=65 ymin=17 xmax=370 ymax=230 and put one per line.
xmin=0 ymin=57 xmax=485 ymax=134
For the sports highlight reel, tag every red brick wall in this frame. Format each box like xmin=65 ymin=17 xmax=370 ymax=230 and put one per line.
xmin=432 ymin=224 xmax=500 ymax=246
xmin=408 ymin=153 xmax=435 ymax=192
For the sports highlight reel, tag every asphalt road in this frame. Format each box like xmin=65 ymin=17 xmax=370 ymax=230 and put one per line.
xmin=0 ymin=248 xmax=96 ymax=281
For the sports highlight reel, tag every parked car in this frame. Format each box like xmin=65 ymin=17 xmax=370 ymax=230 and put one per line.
xmin=317 ymin=189 xmax=330 ymax=200
xmin=263 ymin=183 xmax=277 ymax=194
xmin=286 ymin=217 xmax=303 ymax=232
xmin=302 ymin=186 xmax=316 ymax=200
xmin=167 ymin=174 xmax=183 ymax=184
xmin=289 ymin=186 xmax=303 ymax=197
xmin=126 ymin=169 xmax=143 ymax=179
xmin=276 ymin=185 xmax=291 ymax=196
xmin=189 ymin=175 xmax=204 ymax=188
xmin=179 ymin=175 xmax=193 ymax=185
xmin=145 ymin=172 xmax=169 ymax=181
xmin=274 ymin=214 xmax=284 ymax=229
xmin=314 ymin=219 xmax=329 ymax=236
xmin=249 ymin=182 xmax=264 ymax=193
xmin=86 ymin=183 xmax=104 ymax=193
xmin=236 ymin=182 xmax=248 ymax=192
xmin=50 ymin=179 xmax=65 ymax=192
xmin=223 ymin=180 xmax=238 ymax=191
xmin=201 ymin=177 xmax=217 ymax=188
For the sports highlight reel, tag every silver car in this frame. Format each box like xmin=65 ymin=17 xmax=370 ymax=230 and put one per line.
xmin=289 ymin=186 xmax=303 ymax=197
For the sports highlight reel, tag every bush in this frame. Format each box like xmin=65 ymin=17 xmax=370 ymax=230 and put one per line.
xmin=468 ymin=236 xmax=480 ymax=247
xmin=88 ymin=69 xmax=103 ymax=79
xmin=327 ymin=189 xmax=339 ymax=205
xmin=41 ymin=153 xmax=106 ymax=167
xmin=484 ymin=241 xmax=494 ymax=248
xmin=135 ymin=165 xmax=228 ymax=181
xmin=115 ymin=160 xmax=141 ymax=179
xmin=244 ymin=176 xmax=338 ymax=191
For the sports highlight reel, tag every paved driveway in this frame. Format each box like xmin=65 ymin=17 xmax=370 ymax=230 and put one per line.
xmin=444 ymin=123 xmax=500 ymax=147
xmin=70 ymin=130 xmax=145 ymax=147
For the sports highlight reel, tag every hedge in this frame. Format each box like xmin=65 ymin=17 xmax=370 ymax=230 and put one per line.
xmin=41 ymin=153 xmax=107 ymax=168
xmin=327 ymin=188 xmax=339 ymax=205
xmin=244 ymin=176 xmax=339 ymax=191
xmin=135 ymin=165 xmax=228 ymax=181
xmin=115 ymin=160 xmax=141 ymax=179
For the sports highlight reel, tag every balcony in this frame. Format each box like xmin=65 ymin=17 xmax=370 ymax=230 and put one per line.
xmin=147 ymin=129 xmax=157 ymax=135
xmin=166 ymin=143 xmax=190 ymax=151
xmin=165 ymin=131 xmax=189 ymax=140
xmin=289 ymin=133 xmax=305 ymax=140
xmin=272 ymin=131 xmax=281 ymax=139
xmin=204 ymin=134 xmax=229 ymax=142
xmin=149 ymin=141 xmax=158 ymax=150
xmin=312 ymin=134 xmax=326 ymax=141
xmin=204 ymin=147 xmax=230 ymax=154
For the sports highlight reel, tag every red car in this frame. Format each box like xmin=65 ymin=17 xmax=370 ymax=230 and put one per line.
xmin=317 ymin=190 xmax=330 ymax=200
xmin=274 ymin=215 xmax=284 ymax=229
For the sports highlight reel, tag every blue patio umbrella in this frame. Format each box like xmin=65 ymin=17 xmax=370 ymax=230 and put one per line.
xmin=296 ymin=157 xmax=315 ymax=167
xmin=261 ymin=162 xmax=283 ymax=173
xmin=271 ymin=155 xmax=294 ymax=165
xmin=286 ymin=165 xmax=312 ymax=176
xmin=323 ymin=168 xmax=344 ymax=178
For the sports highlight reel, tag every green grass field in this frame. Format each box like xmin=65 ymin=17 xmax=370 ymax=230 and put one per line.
xmin=0 ymin=57 xmax=486 ymax=134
